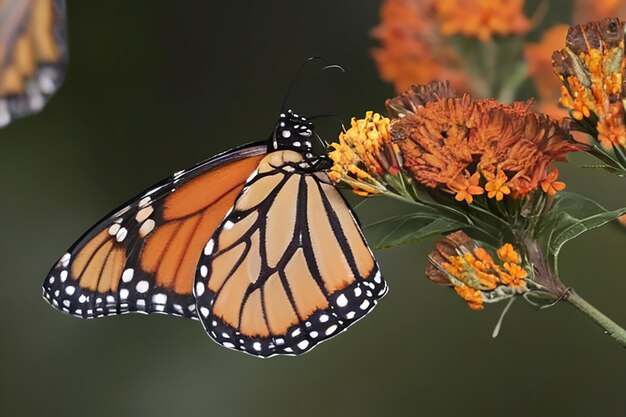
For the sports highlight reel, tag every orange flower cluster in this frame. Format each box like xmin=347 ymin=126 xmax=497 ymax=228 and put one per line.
xmin=328 ymin=111 xmax=402 ymax=196
xmin=389 ymin=82 xmax=578 ymax=202
xmin=553 ymin=18 xmax=626 ymax=149
xmin=435 ymin=0 xmax=530 ymax=41
xmin=426 ymin=231 xmax=528 ymax=310
xmin=371 ymin=0 xmax=467 ymax=93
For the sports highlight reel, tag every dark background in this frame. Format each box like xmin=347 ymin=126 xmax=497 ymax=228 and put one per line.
xmin=1 ymin=1 xmax=625 ymax=416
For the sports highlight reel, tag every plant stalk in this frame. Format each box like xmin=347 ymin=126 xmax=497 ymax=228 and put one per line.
xmin=566 ymin=290 xmax=626 ymax=348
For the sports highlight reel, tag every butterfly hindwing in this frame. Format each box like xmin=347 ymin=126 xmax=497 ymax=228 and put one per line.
xmin=43 ymin=143 xmax=267 ymax=320
xmin=194 ymin=150 xmax=388 ymax=357
xmin=0 ymin=0 xmax=68 ymax=126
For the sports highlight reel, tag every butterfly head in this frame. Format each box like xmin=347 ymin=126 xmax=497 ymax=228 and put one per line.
xmin=271 ymin=109 xmax=314 ymax=155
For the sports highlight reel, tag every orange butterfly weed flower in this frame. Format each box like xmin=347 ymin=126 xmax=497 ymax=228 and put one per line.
xmin=435 ymin=0 xmax=530 ymax=41
xmin=497 ymin=243 xmax=520 ymax=264
xmin=389 ymin=82 xmax=579 ymax=202
xmin=448 ymin=171 xmax=484 ymax=204
xmin=483 ymin=169 xmax=511 ymax=201
xmin=328 ymin=111 xmax=402 ymax=196
xmin=371 ymin=0 xmax=467 ymax=93
xmin=426 ymin=231 xmax=528 ymax=310
xmin=553 ymin=18 xmax=626 ymax=149
xmin=540 ymin=169 xmax=566 ymax=197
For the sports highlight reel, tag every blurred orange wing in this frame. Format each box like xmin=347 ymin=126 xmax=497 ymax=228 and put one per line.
xmin=43 ymin=143 xmax=266 ymax=319
xmin=0 ymin=0 xmax=68 ymax=126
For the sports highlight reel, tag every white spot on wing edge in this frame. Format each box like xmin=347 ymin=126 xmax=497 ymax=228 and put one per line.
xmin=204 ymin=240 xmax=214 ymax=256
xmin=122 ymin=268 xmax=134 ymax=283
xmin=325 ymin=324 xmax=338 ymax=336
xmin=139 ymin=219 xmax=156 ymax=237
xmin=115 ymin=227 xmax=128 ymax=242
xmin=59 ymin=253 xmax=71 ymax=268
xmin=336 ymin=294 xmax=348 ymax=307
xmin=195 ymin=281 xmax=205 ymax=296
xmin=108 ymin=223 xmax=121 ymax=236
xmin=139 ymin=196 xmax=152 ymax=207
xmin=152 ymin=293 xmax=167 ymax=305
xmin=136 ymin=280 xmax=149 ymax=293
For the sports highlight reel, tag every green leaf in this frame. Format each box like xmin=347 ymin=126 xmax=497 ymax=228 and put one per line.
xmin=366 ymin=213 xmax=466 ymax=249
xmin=535 ymin=192 xmax=626 ymax=272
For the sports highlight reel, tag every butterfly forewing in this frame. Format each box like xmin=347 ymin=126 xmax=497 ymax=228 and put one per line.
xmin=0 ymin=0 xmax=68 ymax=126
xmin=194 ymin=150 xmax=387 ymax=357
xmin=43 ymin=143 xmax=267 ymax=320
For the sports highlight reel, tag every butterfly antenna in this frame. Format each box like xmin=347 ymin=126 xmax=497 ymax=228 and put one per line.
xmin=309 ymin=113 xmax=347 ymax=147
xmin=298 ymin=64 xmax=345 ymax=97
xmin=281 ymin=57 xmax=329 ymax=112
xmin=314 ymin=131 xmax=328 ymax=147
xmin=281 ymin=58 xmax=345 ymax=112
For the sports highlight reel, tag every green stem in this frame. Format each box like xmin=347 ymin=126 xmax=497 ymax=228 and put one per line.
xmin=566 ymin=290 xmax=626 ymax=348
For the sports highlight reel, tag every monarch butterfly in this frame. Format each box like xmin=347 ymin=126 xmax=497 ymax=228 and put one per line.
xmin=0 ymin=0 xmax=67 ymax=127
xmin=43 ymin=109 xmax=387 ymax=357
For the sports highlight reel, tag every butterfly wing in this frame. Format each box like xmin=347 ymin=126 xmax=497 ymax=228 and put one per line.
xmin=194 ymin=150 xmax=387 ymax=357
xmin=0 ymin=0 xmax=68 ymax=127
xmin=43 ymin=143 xmax=267 ymax=320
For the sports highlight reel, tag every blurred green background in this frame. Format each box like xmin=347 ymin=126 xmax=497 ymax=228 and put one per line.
xmin=1 ymin=1 xmax=625 ymax=416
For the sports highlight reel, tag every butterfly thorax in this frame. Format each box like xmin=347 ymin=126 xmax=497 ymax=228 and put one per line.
xmin=270 ymin=109 xmax=332 ymax=172
xmin=271 ymin=109 xmax=315 ymax=154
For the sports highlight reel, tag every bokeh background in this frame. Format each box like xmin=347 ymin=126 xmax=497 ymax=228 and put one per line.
xmin=1 ymin=1 xmax=625 ymax=416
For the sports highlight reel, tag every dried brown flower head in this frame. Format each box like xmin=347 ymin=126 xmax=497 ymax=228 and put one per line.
xmin=553 ymin=18 xmax=626 ymax=149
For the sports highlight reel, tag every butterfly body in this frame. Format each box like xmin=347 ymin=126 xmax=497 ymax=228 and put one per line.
xmin=43 ymin=109 xmax=387 ymax=357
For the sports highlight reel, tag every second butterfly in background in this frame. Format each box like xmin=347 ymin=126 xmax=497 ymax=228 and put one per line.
xmin=0 ymin=0 xmax=68 ymax=127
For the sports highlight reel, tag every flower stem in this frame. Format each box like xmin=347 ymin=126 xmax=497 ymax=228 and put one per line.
xmin=566 ymin=290 xmax=626 ymax=348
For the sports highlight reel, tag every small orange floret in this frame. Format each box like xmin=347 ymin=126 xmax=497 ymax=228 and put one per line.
xmin=540 ymin=169 xmax=566 ymax=197
xmin=454 ymin=285 xmax=484 ymax=310
xmin=500 ymin=263 xmax=528 ymax=288
xmin=497 ymin=243 xmax=521 ymax=264
xmin=484 ymin=170 xmax=511 ymax=201
xmin=449 ymin=171 xmax=484 ymax=204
